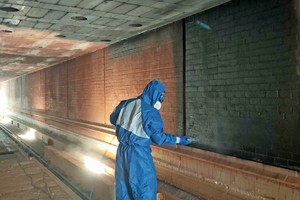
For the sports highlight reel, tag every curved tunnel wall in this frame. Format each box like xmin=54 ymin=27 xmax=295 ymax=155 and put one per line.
xmin=1 ymin=0 xmax=300 ymax=172
xmin=0 ymin=21 xmax=183 ymax=136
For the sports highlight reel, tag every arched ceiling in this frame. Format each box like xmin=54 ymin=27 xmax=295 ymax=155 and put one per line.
xmin=0 ymin=0 xmax=230 ymax=82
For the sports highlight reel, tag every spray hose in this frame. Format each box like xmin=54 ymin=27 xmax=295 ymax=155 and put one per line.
xmin=88 ymin=135 xmax=116 ymax=200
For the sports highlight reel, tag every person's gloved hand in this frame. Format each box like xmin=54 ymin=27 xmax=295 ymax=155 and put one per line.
xmin=179 ymin=136 xmax=191 ymax=145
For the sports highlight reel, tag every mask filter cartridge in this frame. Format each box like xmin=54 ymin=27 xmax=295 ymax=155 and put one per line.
xmin=154 ymin=101 xmax=161 ymax=110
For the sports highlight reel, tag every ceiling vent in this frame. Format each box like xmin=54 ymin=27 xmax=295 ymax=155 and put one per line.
xmin=129 ymin=24 xmax=142 ymax=27
xmin=71 ymin=16 xmax=88 ymax=21
xmin=0 ymin=7 xmax=19 ymax=12
xmin=1 ymin=30 xmax=13 ymax=33
xmin=55 ymin=35 xmax=66 ymax=38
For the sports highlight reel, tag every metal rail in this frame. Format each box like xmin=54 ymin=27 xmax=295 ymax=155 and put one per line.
xmin=0 ymin=123 xmax=89 ymax=200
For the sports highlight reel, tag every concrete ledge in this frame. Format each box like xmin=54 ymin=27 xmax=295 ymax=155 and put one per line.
xmin=152 ymin=145 xmax=300 ymax=187
xmin=44 ymin=145 xmax=116 ymax=199
xmin=8 ymin=109 xmax=118 ymax=160
xmin=152 ymin=145 xmax=300 ymax=200
xmin=3 ymin=116 xmax=188 ymax=200
xmin=5 ymin=110 xmax=300 ymax=200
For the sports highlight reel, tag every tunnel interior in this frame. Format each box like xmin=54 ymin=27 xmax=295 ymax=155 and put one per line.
xmin=0 ymin=0 xmax=300 ymax=200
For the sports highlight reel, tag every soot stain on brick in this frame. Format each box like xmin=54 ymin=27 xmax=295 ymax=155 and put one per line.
xmin=108 ymin=22 xmax=183 ymax=60
xmin=108 ymin=35 xmax=143 ymax=60
xmin=171 ymin=22 xmax=184 ymax=136
xmin=185 ymin=0 xmax=300 ymax=170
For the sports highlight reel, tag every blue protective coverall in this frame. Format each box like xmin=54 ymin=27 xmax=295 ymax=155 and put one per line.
xmin=110 ymin=80 xmax=177 ymax=200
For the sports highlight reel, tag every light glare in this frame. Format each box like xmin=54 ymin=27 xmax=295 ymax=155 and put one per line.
xmin=0 ymin=90 xmax=7 ymax=116
xmin=84 ymin=157 xmax=104 ymax=174
xmin=19 ymin=128 xmax=36 ymax=140
xmin=1 ymin=118 xmax=11 ymax=124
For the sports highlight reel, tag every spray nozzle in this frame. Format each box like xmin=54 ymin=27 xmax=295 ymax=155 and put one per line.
xmin=187 ymin=137 xmax=199 ymax=143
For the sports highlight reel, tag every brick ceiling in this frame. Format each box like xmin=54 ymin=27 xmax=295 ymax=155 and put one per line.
xmin=0 ymin=0 xmax=229 ymax=82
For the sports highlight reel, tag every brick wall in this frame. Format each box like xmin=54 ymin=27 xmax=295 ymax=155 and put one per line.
xmin=68 ymin=49 xmax=105 ymax=124
xmin=7 ymin=75 xmax=22 ymax=110
xmin=1 ymin=69 xmax=45 ymax=117
xmin=31 ymin=70 xmax=45 ymax=113
xmin=45 ymin=63 xmax=68 ymax=118
xmin=0 ymin=21 xmax=183 ymax=136
xmin=185 ymin=0 xmax=300 ymax=170
xmin=105 ymin=21 xmax=183 ymax=135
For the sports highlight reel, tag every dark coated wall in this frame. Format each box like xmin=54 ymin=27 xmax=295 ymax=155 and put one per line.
xmin=185 ymin=0 xmax=300 ymax=170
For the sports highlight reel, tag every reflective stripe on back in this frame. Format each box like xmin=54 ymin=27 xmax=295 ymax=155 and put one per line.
xmin=116 ymin=99 xmax=149 ymax=139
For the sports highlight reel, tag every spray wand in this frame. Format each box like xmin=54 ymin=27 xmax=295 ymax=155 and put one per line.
xmin=187 ymin=137 xmax=199 ymax=143
xmin=88 ymin=135 xmax=116 ymax=200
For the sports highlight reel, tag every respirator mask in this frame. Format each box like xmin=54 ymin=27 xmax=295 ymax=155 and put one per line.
xmin=154 ymin=94 xmax=164 ymax=110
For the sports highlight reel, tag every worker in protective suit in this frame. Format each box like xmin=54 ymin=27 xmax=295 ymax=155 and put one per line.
xmin=110 ymin=80 xmax=190 ymax=200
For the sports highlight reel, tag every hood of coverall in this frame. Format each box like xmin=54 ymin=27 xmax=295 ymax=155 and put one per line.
xmin=139 ymin=80 xmax=165 ymax=106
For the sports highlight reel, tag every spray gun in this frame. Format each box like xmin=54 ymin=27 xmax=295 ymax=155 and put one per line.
xmin=187 ymin=137 xmax=199 ymax=143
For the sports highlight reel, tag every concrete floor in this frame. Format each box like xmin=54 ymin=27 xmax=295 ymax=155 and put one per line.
xmin=0 ymin=119 xmax=206 ymax=200
xmin=0 ymin=129 xmax=81 ymax=200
